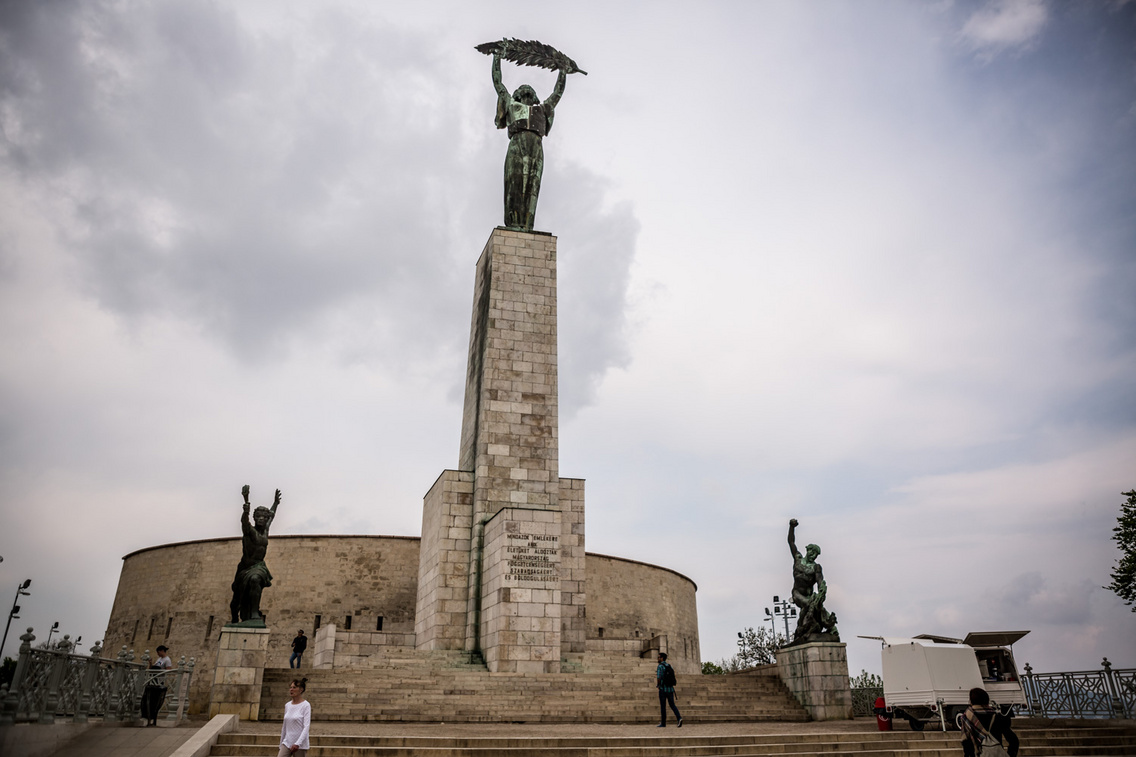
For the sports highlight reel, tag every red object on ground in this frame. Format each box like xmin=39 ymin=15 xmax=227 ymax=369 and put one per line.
xmin=874 ymin=697 xmax=892 ymax=731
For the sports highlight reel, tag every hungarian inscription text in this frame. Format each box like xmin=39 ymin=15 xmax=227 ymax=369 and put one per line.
xmin=504 ymin=532 xmax=559 ymax=582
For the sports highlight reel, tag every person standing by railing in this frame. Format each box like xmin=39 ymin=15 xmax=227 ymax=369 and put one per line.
xmin=141 ymin=645 xmax=172 ymax=726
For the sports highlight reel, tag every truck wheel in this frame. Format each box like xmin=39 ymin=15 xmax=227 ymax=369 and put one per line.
xmin=907 ymin=716 xmax=925 ymax=731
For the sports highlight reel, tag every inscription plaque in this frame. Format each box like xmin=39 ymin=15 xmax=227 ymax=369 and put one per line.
xmin=504 ymin=532 xmax=560 ymax=581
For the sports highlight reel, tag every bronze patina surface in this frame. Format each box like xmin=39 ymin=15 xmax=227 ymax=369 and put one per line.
xmin=228 ymin=485 xmax=280 ymax=627
xmin=477 ymin=39 xmax=584 ymax=231
xmin=786 ymin=518 xmax=840 ymax=645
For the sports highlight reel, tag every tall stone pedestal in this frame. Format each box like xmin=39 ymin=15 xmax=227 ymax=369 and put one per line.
xmin=414 ymin=228 xmax=586 ymax=671
xmin=775 ymin=641 xmax=853 ymax=721
xmin=208 ymin=626 xmax=269 ymax=720
xmin=481 ymin=507 xmax=562 ymax=672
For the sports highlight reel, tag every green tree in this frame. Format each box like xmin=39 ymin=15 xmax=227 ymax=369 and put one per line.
xmin=725 ymin=626 xmax=787 ymax=670
xmin=702 ymin=660 xmax=725 ymax=675
xmin=1105 ymin=490 xmax=1136 ymax=611
xmin=850 ymin=669 xmax=883 ymax=689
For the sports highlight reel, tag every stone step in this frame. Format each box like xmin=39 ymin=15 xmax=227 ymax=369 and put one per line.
xmin=258 ymin=667 xmax=812 ymax=723
xmin=211 ymin=727 xmax=1136 ymax=757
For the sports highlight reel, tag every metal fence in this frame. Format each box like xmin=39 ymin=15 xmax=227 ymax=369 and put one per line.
xmin=851 ymin=686 xmax=883 ymax=717
xmin=0 ymin=627 xmax=194 ymax=725
xmin=1022 ymin=658 xmax=1135 ymax=719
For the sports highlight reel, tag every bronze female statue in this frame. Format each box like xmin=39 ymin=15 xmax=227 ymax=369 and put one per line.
xmin=477 ymin=39 xmax=585 ymax=231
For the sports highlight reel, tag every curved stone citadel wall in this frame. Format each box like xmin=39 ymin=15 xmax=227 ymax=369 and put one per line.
xmin=102 ymin=534 xmax=699 ymax=713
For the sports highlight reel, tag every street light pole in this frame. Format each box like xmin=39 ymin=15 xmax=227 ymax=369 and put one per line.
xmin=770 ymin=595 xmax=797 ymax=640
xmin=1 ymin=578 xmax=32 ymax=660
xmin=46 ymin=621 xmax=59 ymax=648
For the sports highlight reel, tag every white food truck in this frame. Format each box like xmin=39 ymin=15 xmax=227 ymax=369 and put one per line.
xmin=861 ymin=631 xmax=1029 ymax=730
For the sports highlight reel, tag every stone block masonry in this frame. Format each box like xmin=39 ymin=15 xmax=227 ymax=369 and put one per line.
xmin=414 ymin=470 xmax=474 ymax=651
xmin=459 ymin=228 xmax=561 ymax=515
xmin=480 ymin=508 xmax=563 ymax=672
xmin=103 ymin=536 xmax=698 ymax=714
xmin=775 ymin=641 xmax=853 ymax=720
xmin=209 ymin=625 xmax=269 ymax=720
xmin=417 ymin=227 xmax=582 ymax=670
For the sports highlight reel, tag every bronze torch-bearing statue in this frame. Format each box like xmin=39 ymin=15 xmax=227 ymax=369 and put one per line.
xmin=228 ymin=485 xmax=280 ymax=627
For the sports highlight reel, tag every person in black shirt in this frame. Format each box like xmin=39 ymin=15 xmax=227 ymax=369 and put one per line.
xmin=289 ymin=630 xmax=307 ymax=669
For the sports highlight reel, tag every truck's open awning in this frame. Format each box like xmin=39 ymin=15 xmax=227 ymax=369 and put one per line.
xmin=963 ymin=630 xmax=1030 ymax=647
xmin=914 ymin=633 xmax=963 ymax=644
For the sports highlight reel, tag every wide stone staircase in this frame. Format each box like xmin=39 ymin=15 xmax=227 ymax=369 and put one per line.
xmin=208 ymin=723 xmax=1136 ymax=756
xmin=258 ymin=659 xmax=810 ymax=723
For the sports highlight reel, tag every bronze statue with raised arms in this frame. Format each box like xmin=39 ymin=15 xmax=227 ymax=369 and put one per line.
xmin=476 ymin=38 xmax=586 ymax=231
xmin=228 ymin=485 xmax=280 ymax=626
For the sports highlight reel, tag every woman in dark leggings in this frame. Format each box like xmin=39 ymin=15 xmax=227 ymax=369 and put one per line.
xmin=960 ymin=687 xmax=1019 ymax=757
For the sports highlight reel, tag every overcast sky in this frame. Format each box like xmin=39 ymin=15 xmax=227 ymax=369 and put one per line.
xmin=1 ymin=0 xmax=1134 ymax=678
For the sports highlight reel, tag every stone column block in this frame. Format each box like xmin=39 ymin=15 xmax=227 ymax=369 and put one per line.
xmin=209 ymin=626 xmax=270 ymax=720
xmin=775 ymin=641 xmax=853 ymax=721
xmin=479 ymin=508 xmax=562 ymax=672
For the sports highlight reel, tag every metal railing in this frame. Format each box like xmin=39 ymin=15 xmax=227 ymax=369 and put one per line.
xmin=0 ymin=627 xmax=194 ymax=725
xmin=1022 ymin=658 xmax=1135 ymax=719
xmin=851 ymin=686 xmax=884 ymax=717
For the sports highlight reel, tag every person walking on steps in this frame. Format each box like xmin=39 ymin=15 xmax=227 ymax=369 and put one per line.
xmin=290 ymin=629 xmax=307 ymax=669
xmin=960 ymin=687 xmax=1019 ymax=757
xmin=656 ymin=652 xmax=682 ymax=727
xmin=279 ymin=678 xmax=311 ymax=756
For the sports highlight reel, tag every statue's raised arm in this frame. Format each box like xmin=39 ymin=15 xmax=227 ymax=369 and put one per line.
xmin=266 ymin=488 xmax=281 ymax=532
xmin=544 ymin=69 xmax=567 ymax=110
xmin=491 ymin=53 xmax=509 ymax=100
xmin=787 ymin=518 xmax=800 ymax=560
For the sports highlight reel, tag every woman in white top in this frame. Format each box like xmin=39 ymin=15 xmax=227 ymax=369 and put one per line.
xmin=279 ymin=677 xmax=311 ymax=756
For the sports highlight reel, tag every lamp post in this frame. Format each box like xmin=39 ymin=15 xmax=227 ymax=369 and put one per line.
xmin=2 ymin=578 xmax=32 ymax=660
xmin=737 ymin=631 xmax=748 ymax=664
xmin=46 ymin=621 xmax=60 ymax=648
xmin=770 ymin=595 xmax=796 ymax=639
xmin=763 ymin=607 xmax=778 ymax=636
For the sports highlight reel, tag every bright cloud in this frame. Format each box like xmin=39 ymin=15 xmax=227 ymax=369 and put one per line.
xmin=960 ymin=0 xmax=1049 ymax=56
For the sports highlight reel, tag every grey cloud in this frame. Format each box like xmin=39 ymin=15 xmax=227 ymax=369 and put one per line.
xmin=2 ymin=1 xmax=467 ymax=365
xmin=0 ymin=1 xmax=638 ymax=401
xmin=542 ymin=163 xmax=638 ymax=417
xmin=988 ymin=572 xmax=1095 ymax=626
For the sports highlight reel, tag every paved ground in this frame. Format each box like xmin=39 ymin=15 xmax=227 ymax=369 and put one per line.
xmin=45 ymin=722 xmax=200 ymax=757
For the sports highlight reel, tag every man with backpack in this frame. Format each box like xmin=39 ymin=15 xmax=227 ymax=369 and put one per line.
xmin=960 ymin=687 xmax=1018 ymax=757
xmin=656 ymin=652 xmax=682 ymax=727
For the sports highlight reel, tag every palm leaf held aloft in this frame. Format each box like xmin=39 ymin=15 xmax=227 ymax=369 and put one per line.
xmin=476 ymin=38 xmax=587 ymax=75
